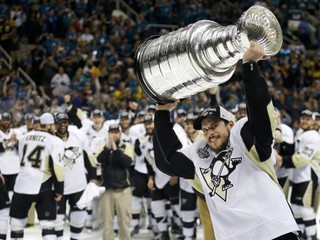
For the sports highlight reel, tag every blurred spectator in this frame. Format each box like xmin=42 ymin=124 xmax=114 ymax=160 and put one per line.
xmin=71 ymin=67 xmax=89 ymax=91
xmin=43 ymin=32 xmax=59 ymax=55
xmin=80 ymin=27 xmax=94 ymax=44
xmin=10 ymin=4 xmax=26 ymax=37
xmin=0 ymin=16 xmax=15 ymax=53
xmin=39 ymin=54 xmax=59 ymax=96
xmin=50 ymin=66 xmax=71 ymax=97
xmin=154 ymin=0 xmax=174 ymax=24
xmin=0 ymin=0 xmax=10 ymax=18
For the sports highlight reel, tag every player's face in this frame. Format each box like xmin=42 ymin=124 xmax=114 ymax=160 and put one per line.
xmin=33 ymin=122 xmax=41 ymax=131
xmin=144 ymin=121 xmax=154 ymax=135
xmin=33 ymin=121 xmax=41 ymax=130
xmin=120 ymin=117 xmax=131 ymax=130
xmin=56 ymin=119 xmax=69 ymax=135
xmin=314 ymin=117 xmax=320 ymax=131
xmin=201 ymin=118 xmax=232 ymax=153
xmin=49 ymin=124 xmax=56 ymax=134
xmin=26 ymin=119 xmax=34 ymax=130
xmin=236 ymin=109 xmax=247 ymax=121
xmin=300 ymin=115 xmax=314 ymax=131
xmin=92 ymin=115 xmax=103 ymax=126
xmin=109 ymin=130 xmax=121 ymax=144
xmin=0 ymin=118 xmax=11 ymax=131
xmin=176 ymin=115 xmax=186 ymax=126
xmin=184 ymin=120 xmax=196 ymax=134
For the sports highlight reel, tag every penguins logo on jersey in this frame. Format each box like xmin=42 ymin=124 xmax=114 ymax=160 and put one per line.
xmin=301 ymin=146 xmax=313 ymax=157
xmin=200 ymin=148 xmax=242 ymax=201
xmin=62 ymin=147 xmax=81 ymax=169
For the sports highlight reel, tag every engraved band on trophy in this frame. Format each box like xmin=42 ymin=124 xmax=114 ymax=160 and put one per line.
xmin=134 ymin=5 xmax=283 ymax=104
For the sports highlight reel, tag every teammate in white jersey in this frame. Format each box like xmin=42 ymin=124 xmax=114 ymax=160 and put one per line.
xmin=9 ymin=112 xmax=65 ymax=240
xmin=0 ymin=112 xmax=23 ymax=193
xmin=129 ymin=110 xmax=147 ymax=141
xmin=0 ymin=112 xmax=23 ymax=240
xmin=0 ymin=169 xmax=10 ymax=240
xmin=54 ymin=112 xmax=97 ymax=240
xmin=153 ymin=42 xmax=300 ymax=240
xmin=273 ymin=108 xmax=295 ymax=189
xmin=234 ymin=102 xmax=247 ymax=121
xmin=119 ymin=112 xmax=135 ymax=144
xmin=81 ymin=109 xmax=108 ymax=230
xmin=276 ymin=110 xmax=320 ymax=239
xmin=18 ymin=113 xmax=35 ymax=135
xmin=313 ymin=112 xmax=320 ymax=133
xmin=131 ymin=114 xmax=157 ymax=237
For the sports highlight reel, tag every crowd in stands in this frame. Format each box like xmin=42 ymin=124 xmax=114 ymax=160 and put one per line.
xmin=0 ymin=0 xmax=320 ymax=130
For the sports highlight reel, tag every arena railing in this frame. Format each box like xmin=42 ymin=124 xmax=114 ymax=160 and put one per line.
xmin=112 ymin=0 xmax=139 ymax=22
xmin=0 ymin=45 xmax=12 ymax=70
xmin=17 ymin=67 xmax=38 ymax=95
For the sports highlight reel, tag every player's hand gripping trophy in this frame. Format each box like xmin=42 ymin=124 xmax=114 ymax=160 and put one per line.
xmin=134 ymin=5 xmax=283 ymax=103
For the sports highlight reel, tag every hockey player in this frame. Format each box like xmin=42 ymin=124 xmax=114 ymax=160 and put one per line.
xmin=18 ymin=113 xmax=36 ymax=135
xmin=119 ymin=112 xmax=135 ymax=144
xmin=273 ymin=108 xmax=295 ymax=188
xmin=0 ymin=112 xmax=23 ymax=239
xmin=313 ymin=112 xmax=320 ymax=133
xmin=0 ymin=112 xmax=23 ymax=196
xmin=9 ymin=112 xmax=65 ymax=240
xmin=234 ymin=102 xmax=247 ymax=121
xmin=153 ymin=42 xmax=300 ymax=239
xmin=81 ymin=109 xmax=108 ymax=230
xmin=131 ymin=114 xmax=156 ymax=237
xmin=54 ymin=112 xmax=97 ymax=240
xmin=0 ymin=169 xmax=9 ymax=240
xmin=276 ymin=110 xmax=320 ymax=239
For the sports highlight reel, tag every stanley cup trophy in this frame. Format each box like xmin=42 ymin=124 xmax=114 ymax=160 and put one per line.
xmin=134 ymin=5 xmax=283 ymax=103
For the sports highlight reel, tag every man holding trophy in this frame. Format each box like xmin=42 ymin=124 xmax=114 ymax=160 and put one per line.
xmin=134 ymin=4 xmax=301 ymax=240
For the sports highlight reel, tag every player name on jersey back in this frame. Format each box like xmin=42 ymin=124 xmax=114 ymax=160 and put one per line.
xmin=25 ymin=135 xmax=46 ymax=142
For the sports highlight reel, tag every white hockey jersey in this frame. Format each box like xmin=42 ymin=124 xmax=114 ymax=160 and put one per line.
xmin=14 ymin=131 xmax=64 ymax=194
xmin=18 ymin=125 xmax=31 ymax=135
xmin=289 ymin=129 xmax=320 ymax=184
xmin=143 ymin=136 xmax=170 ymax=189
xmin=0 ymin=128 xmax=23 ymax=174
xmin=179 ymin=118 xmax=299 ymax=240
xmin=59 ymin=128 xmax=92 ymax=194
xmin=174 ymin=123 xmax=194 ymax=193
xmin=129 ymin=123 xmax=146 ymax=141
xmin=81 ymin=125 xmax=108 ymax=156
xmin=275 ymin=123 xmax=294 ymax=179
xmin=134 ymin=135 xmax=152 ymax=174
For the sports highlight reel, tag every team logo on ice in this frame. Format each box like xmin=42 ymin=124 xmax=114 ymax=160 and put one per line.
xmin=200 ymin=148 xmax=242 ymax=201
xmin=62 ymin=146 xmax=81 ymax=169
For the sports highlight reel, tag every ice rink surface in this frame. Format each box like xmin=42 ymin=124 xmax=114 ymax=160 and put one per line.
xmin=23 ymin=224 xmax=204 ymax=240
xmin=20 ymin=221 xmax=320 ymax=240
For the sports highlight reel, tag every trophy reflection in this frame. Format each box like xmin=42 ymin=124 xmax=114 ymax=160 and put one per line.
xmin=134 ymin=5 xmax=283 ymax=103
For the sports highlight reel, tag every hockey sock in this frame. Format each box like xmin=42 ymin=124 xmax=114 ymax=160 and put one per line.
xmin=70 ymin=210 xmax=86 ymax=239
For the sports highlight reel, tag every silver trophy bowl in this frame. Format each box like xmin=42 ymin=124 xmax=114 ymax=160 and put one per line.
xmin=134 ymin=5 xmax=283 ymax=103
